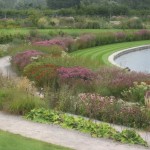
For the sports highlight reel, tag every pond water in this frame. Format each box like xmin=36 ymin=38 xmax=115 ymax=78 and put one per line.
xmin=115 ymin=49 xmax=150 ymax=73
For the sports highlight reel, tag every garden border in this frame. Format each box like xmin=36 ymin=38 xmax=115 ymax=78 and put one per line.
xmin=108 ymin=45 xmax=150 ymax=69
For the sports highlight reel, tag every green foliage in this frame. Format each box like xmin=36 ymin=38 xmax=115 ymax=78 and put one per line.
xmin=32 ymin=55 xmax=99 ymax=69
xmin=24 ymin=63 xmax=58 ymax=87
xmin=26 ymin=108 xmax=148 ymax=147
xmin=46 ymin=0 xmax=80 ymax=9
xmin=0 ymin=88 xmax=44 ymax=115
xmin=121 ymin=18 xmax=144 ymax=29
xmin=44 ymin=85 xmax=78 ymax=113
xmin=37 ymin=17 xmax=50 ymax=29
xmin=0 ymin=75 xmax=45 ymax=115
xmin=114 ymin=129 xmax=147 ymax=146
xmin=122 ymin=82 xmax=150 ymax=105
xmin=0 ymin=34 xmax=25 ymax=44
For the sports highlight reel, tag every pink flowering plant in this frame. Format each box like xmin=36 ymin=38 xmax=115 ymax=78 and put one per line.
xmin=76 ymin=33 xmax=96 ymax=49
xmin=78 ymin=93 xmax=116 ymax=118
xmin=77 ymin=93 xmax=150 ymax=128
xmin=12 ymin=50 xmax=44 ymax=71
xmin=34 ymin=39 xmax=66 ymax=48
xmin=57 ymin=66 xmax=95 ymax=81
xmin=33 ymin=37 xmax=75 ymax=51
xmin=96 ymin=67 xmax=150 ymax=97
xmin=114 ymin=32 xmax=126 ymax=42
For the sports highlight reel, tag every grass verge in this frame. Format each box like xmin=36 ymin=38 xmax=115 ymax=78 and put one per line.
xmin=0 ymin=130 xmax=71 ymax=150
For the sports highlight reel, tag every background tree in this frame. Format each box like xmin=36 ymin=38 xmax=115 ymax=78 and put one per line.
xmin=46 ymin=0 xmax=80 ymax=9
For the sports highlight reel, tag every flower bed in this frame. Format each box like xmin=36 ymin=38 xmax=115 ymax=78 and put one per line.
xmin=11 ymin=50 xmax=44 ymax=71
xmin=24 ymin=63 xmax=58 ymax=87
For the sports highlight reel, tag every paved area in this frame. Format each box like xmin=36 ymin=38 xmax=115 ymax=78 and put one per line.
xmin=0 ymin=56 xmax=17 ymax=77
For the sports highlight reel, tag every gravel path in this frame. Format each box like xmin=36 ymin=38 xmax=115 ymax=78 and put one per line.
xmin=0 ymin=56 xmax=150 ymax=150
xmin=0 ymin=112 xmax=149 ymax=150
xmin=0 ymin=56 xmax=17 ymax=77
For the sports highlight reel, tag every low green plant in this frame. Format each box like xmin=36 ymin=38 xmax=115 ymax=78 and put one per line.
xmin=122 ymin=82 xmax=150 ymax=105
xmin=25 ymin=108 xmax=148 ymax=147
xmin=114 ymin=129 xmax=147 ymax=145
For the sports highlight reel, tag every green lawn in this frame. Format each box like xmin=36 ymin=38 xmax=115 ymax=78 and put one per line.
xmin=0 ymin=130 xmax=71 ymax=150
xmin=71 ymin=40 xmax=150 ymax=66
xmin=0 ymin=28 xmax=138 ymax=36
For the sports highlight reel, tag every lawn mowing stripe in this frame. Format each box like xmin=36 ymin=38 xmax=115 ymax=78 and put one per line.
xmin=71 ymin=40 xmax=150 ymax=67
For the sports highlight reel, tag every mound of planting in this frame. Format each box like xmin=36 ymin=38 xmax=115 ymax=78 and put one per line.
xmin=10 ymin=45 xmax=150 ymax=129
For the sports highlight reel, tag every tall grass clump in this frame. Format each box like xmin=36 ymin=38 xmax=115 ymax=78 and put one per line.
xmin=0 ymin=75 xmax=45 ymax=115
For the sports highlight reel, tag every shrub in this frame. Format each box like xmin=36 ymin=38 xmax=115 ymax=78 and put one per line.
xmin=33 ymin=39 xmax=65 ymax=48
xmin=76 ymin=34 xmax=96 ymax=49
xmin=0 ymin=76 xmax=44 ymax=115
xmin=33 ymin=37 xmax=75 ymax=51
xmin=57 ymin=66 xmax=95 ymax=81
xmin=78 ymin=93 xmax=115 ymax=118
xmin=96 ymin=67 xmax=150 ymax=97
xmin=77 ymin=93 xmax=150 ymax=129
xmin=114 ymin=32 xmax=126 ymax=42
xmin=45 ymin=85 xmax=78 ymax=113
xmin=11 ymin=50 xmax=44 ymax=71
xmin=84 ymin=21 xmax=101 ymax=29
xmin=24 ymin=63 xmax=58 ymax=87
xmin=124 ymin=18 xmax=144 ymax=29
xmin=0 ymin=33 xmax=26 ymax=44
xmin=37 ymin=17 xmax=49 ymax=28
xmin=134 ymin=29 xmax=150 ymax=40
xmin=122 ymin=82 xmax=150 ymax=105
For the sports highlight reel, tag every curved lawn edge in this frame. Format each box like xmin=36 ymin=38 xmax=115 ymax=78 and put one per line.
xmin=71 ymin=40 xmax=150 ymax=66
xmin=108 ymin=45 xmax=150 ymax=68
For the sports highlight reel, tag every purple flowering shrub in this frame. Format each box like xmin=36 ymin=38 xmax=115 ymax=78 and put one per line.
xmin=78 ymin=93 xmax=116 ymax=118
xmin=57 ymin=66 xmax=95 ymax=80
xmin=12 ymin=50 xmax=44 ymax=71
xmin=32 ymin=30 xmax=150 ymax=53
xmin=77 ymin=93 xmax=150 ymax=128
xmin=57 ymin=67 xmax=96 ymax=93
xmin=96 ymin=67 xmax=150 ymax=97
xmin=114 ymin=32 xmax=126 ymax=42
xmin=33 ymin=37 xmax=75 ymax=51
xmin=134 ymin=29 xmax=150 ymax=40
xmin=76 ymin=34 xmax=96 ymax=49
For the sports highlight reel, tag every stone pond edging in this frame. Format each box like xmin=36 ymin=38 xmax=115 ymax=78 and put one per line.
xmin=108 ymin=45 xmax=150 ymax=69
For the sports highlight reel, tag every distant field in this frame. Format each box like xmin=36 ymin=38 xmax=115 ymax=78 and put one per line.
xmin=71 ymin=40 xmax=150 ymax=67
xmin=0 ymin=28 xmax=138 ymax=35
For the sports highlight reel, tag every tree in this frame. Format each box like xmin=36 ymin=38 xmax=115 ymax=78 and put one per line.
xmin=0 ymin=0 xmax=16 ymax=18
xmin=15 ymin=0 xmax=47 ymax=9
xmin=47 ymin=0 xmax=80 ymax=9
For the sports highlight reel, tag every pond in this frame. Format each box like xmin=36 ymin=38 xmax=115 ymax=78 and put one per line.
xmin=115 ymin=48 xmax=150 ymax=73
